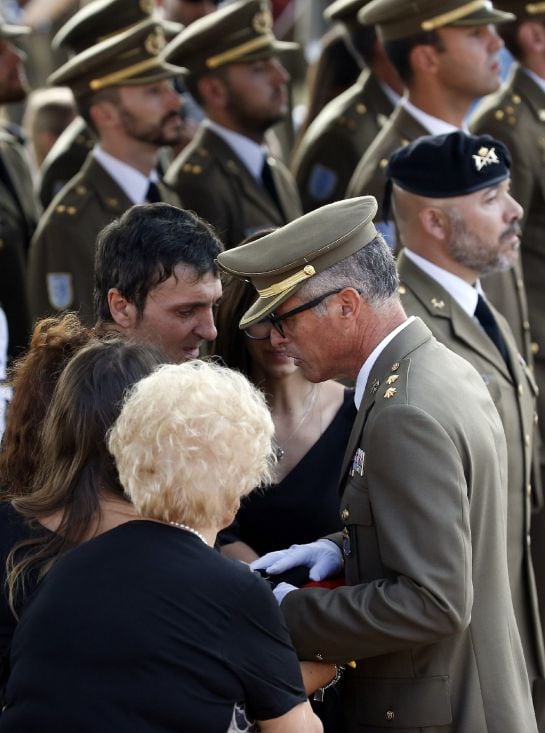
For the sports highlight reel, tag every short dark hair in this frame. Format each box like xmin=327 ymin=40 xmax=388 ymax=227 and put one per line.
xmin=76 ymin=87 xmax=120 ymax=134
xmin=94 ymin=203 xmax=223 ymax=322
xmin=499 ymin=16 xmax=545 ymax=61
xmin=384 ymin=29 xmax=443 ymax=84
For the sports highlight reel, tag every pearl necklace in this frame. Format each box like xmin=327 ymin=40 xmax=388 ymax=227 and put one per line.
xmin=168 ymin=521 xmax=208 ymax=545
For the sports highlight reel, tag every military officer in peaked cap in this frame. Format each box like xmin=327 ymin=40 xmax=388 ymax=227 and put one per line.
xmin=0 ymin=13 xmax=41 ymax=361
xmin=163 ymin=0 xmax=303 ymax=249
xmin=217 ymin=197 xmax=538 ymax=732
xmin=27 ymin=19 xmax=184 ymax=324
xmin=38 ymin=0 xmax=181 ymax=209
xmin=291 ymin=0 xmax=403 ymax=213
xmin=386 ymin=129 xmax=545 ymax=727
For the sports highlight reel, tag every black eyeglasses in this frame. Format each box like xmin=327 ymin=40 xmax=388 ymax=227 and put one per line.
xmin=267 ymin=289 xmax=343 ymax=338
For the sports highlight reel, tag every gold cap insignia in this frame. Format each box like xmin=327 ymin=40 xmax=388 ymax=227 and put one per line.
xmin=145 ymin=27 xmax=166 ymax=56
xmin=386 ymin=375 xmax=399 ymax=385
xmin=431 ymin=298 xmax=445 ymax=309
xmin=391 ymin=362 xmax=400 ymax=372
xmin=253 ymin=8 xmax=273 ymax=34
xmin=473 ymin=146 xmax=499 ymax=171
xmin=384 ymin=387 xmax=397 ymax=399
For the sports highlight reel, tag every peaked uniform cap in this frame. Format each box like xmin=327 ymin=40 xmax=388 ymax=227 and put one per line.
xmin=51 ymin=0 xmax=178 ymax=55
xmin=491 ymin=0 xmax=545 ymax=18
xmin=358 ymin=0 xmax=515 ymax=40
xmin=47 ymin=19 xmax=186 ymax=98
xmin=325 ymin=0 xmax=374 ymax=23
xmin=387 ymin=130 xmax=511 ymax=198
xmin=164 ymin=0 xmax=298 ymax=76
xmin=216 ymin=196 xmax=379 ymax=329
xmin=0 ymin=12 xmax=30 ymax=38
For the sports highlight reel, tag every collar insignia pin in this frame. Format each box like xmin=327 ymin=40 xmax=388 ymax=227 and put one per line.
xmin=391 ymin=362 xmax=400 ymax=372
xmin=431 ymin=298 xmax=445 ymax=309
xmin=371 ymin=379 xmax=380 ymax=394
xmin=386 ymin=374 xmax=399 ymax=385
xmin=384 ymin=387 xmax=397 ymax=400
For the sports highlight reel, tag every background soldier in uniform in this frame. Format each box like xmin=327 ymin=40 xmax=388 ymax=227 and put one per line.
xmin=37 ymin=0 xmax=169 ymax=210
xmin=346 ymin=0 xmax=533 ymax=366
xmin=388 ymin=130 xmax=545 ymax=727
xmin=27 ymin=19 xmax=184 ymax=324
xmin=291 ymin=0 xmax=403 ymax=213
xmin=164 ymin=0 xmax=302 ymax=249
xmin=0 ymin=14 xmax=40 ymax=360
xmin=218 ymin=197 xmax=538 ymax=733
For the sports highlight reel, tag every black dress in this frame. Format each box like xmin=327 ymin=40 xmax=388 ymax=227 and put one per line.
xmin=220 ymin=388 xmax=356 ymax=554
xmin=0 ymin=521 xmax=308 ymax=732
xmin=0 ymin=502 xmax=50 ymax=694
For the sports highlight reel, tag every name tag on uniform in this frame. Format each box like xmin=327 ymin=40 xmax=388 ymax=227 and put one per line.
xmin=350 ymin=448 xmax=365 ymax=477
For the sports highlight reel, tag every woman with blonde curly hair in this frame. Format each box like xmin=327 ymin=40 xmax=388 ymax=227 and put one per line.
xmin=0 ymin=361 xmax=324 ymax=733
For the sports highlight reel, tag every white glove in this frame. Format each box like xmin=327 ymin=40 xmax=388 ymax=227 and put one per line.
xmin=250 ymin=539 xmax=343 ymax=582
xmin=273 ymin=582 xmax=298 ymax=604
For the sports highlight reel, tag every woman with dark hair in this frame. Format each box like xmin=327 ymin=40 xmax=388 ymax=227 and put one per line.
xmin=0 ymin=337 xmax=165 ymax=690
xmin=214 ymin=274 xmax=356 ymax=562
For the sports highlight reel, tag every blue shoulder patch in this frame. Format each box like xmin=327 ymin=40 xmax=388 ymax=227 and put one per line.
xmin=308 ymin=164 xmax=338 ymax=201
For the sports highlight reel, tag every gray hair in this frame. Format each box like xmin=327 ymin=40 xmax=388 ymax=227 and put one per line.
xmin=297 ymin=235 xmax=399 ymax=312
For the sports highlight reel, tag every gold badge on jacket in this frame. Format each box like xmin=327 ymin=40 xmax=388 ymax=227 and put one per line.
xmin=350 ymin=448 xmax=365 ymax=477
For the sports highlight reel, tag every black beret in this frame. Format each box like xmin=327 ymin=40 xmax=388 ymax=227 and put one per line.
xmin=387 ymin=131 xmax=511 ymax=198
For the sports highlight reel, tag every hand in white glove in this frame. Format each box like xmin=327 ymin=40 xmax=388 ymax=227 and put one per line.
xmin=273 ymin=582 xmax=298 ymax=604
xmin=250 ymin=539 xmax=343 ymax=582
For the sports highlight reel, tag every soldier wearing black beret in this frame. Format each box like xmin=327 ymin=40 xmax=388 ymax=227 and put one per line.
xmin=388 ymin=129 xmax=545 ymax=728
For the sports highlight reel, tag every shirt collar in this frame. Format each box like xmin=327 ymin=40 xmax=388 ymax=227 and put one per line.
xmin=92 ymin=145 xmax=158 ymax=205
xmin=403 ymin=249 xmax=481 ymax=317
xmin=205 ymin=119 xmax=266 ymax=180
xmin=378 ymin=80 xmax=402 ymax=107
xmin=522 ymin=66 xmax=545 ymax=96
xmin=402 ymin=98 xmax=469 ymax=134
xmin=354 ymin=317 xmax=416 ymax=409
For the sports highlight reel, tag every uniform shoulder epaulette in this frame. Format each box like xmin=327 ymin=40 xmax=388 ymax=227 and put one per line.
xmin=51 ymin=179 xmax=92 ymax=217
xmin=489 ymin=92 xmax=523 ymax=128
xmin=178 ymin=144 xmax=212 ymax=176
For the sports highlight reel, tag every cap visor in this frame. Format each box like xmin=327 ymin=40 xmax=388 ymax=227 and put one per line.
xmin=451 ymin=8 xmax=515 ymax=25
xmin=239 ymin=286 xmax=298 ymax=330
xmin=2 ymin=24 xmax=30 ymax=38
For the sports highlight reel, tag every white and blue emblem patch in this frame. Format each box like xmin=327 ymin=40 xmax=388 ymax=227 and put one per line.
xmin=308 ymin=164 xmax=338 ymax=201
xmin=47 ymin=273 xmax=74 ymax=310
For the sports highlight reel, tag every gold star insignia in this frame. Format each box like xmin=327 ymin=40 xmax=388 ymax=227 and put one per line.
xmin=384 ymin=387 xmax=397 ymax=399
xmin=386 ymin=375 xmax=399 ymax=385
xmin=391 ymin=362 xmax=400 ymax=372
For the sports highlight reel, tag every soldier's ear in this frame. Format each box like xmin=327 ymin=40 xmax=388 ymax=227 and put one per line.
xmin=409 ymin=42 xmax=441 ymax=76
xmin=108 ymin=288 xmax=137 ymax=328
xmin=419 ymin=206 xmax=448 ymax=241
xmin=197 ymin=74 xmax=228 ymax=109
xmin=89 ymin=99 xmax=120 ymax=130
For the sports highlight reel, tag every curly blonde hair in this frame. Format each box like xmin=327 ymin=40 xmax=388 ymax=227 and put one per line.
xmin=108 ymin=360 xmax=275 ymax=528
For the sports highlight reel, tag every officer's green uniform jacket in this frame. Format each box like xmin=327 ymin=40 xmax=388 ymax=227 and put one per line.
xmin=28 ymin=152 xmax=180 ymax=324
xmin=281 ymin=317 xmax=537 ymax=732
xmin=0 ymin=126 xmax=40 ymax=359
xmin=471 ymin=63 xmax=545 ymax=670
xmin=164 ymin=125 xmax=302 ymax=249
xmin=291 ymin=70 xmax=394 ymax=213
xmin=397 ymin=251 xmax=545 ymax=705
xmin=346 ymin=102 xmax=532 ymax=363
xmin=38 ymin=116 xmax=95 ymax=210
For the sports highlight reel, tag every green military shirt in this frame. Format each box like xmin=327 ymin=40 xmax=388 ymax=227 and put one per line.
xmin=398 ymin=251 xmax=544 ymax=696
xmin=164 ymin=124 xmax=302 ymax=249
xmin=291 ymin=69 xmax=395 ymax=213
xmin=282 ymin=318 xmax=537 ymax=732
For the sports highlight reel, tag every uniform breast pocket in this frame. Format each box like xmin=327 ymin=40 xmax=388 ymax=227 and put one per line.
xmin=341 ymin=480 xmax=384 ymax=585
